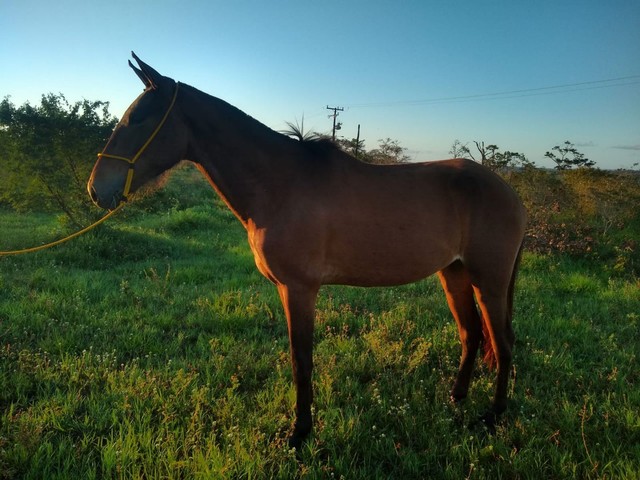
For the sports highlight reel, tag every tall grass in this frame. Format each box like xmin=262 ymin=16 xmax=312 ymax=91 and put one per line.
xmin=1 ymin=165 xmax=638 ymax=478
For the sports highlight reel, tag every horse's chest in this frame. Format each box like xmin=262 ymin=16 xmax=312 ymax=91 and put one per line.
xmin=245 ymin=222 xmax=276 ymax=282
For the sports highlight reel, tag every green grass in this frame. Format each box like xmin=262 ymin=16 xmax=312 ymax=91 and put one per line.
xmin=1 ymin=167 xmax=639 ymax=478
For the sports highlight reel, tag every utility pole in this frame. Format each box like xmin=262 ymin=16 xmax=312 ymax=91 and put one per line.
xmin=326 ymin=105 xmax=344 ymax=141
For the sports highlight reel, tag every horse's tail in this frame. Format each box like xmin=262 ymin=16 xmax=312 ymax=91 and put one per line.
xmin=482 ymin=325 xmax=496 ymax=369
xmin=482 ymin=241 xmax=524 ymax=369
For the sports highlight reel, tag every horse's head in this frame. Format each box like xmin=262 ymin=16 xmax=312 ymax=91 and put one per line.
xmin=88 ymin=52 xmax=186 ymax=210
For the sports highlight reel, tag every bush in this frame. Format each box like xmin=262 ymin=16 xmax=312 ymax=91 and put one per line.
xmin=505 ymin=167 xmax=640 ymax=276
xmin=0 ymin=94 xmax=116 ymax=225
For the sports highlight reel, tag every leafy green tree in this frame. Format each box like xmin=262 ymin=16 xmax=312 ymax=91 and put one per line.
xmin=365 ymin=137 xmax=411 ymax=164
xmin=545 ymin=140 xmax=595 ymax=170
xmin=0 ymin=94 xmax=116 ymax=224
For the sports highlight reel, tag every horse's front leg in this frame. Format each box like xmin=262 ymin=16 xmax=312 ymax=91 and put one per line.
xmin=277 ymin=283 xmax=319 ymax=449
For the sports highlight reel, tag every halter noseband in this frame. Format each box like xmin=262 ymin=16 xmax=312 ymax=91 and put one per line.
xmin=97 ymin=82 xmax=180 ymax=201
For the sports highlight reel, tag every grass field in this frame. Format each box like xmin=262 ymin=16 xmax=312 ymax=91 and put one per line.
xmin=1 ymin=166 xmax=639 ymax=478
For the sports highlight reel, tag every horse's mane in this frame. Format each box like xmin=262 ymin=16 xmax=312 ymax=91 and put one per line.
xmin=280 ymin=121 xmax=350 ymax=160
xmin=299 ymin=137 xmax=346 ymax=158
xmin=184 ymin=83 xmax=349 ymax=162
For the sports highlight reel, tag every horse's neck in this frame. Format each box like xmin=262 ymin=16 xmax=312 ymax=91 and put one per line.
xmin=181 ymin=85 xmax=293 ymax=225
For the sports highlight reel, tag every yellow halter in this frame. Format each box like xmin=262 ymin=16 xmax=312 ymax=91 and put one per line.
xmin=97 ymin=82 xmax=180 ymax=201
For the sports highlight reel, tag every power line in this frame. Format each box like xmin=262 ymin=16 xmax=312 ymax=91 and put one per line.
xmin=347 ymin=75 xmax=640 ymax=109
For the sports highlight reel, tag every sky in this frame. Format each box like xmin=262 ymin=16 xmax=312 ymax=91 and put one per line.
xmin=2 ymin=0 xmax=639 ymax=169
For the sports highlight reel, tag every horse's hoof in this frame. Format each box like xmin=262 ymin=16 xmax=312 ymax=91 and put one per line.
xmin=469 ymin=410 xmax=499 ymax=435
xmin=287 ymin=425 xmax=311 ymax=451
xmin=287 ymin=433 xmax=303 ymax=450
xmin=450 ymin=393 xmax=467 ymax=404
xmin=287 ymin=433 xmax=308 ymax=453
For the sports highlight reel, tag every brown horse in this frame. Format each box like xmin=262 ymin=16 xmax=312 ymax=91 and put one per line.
xmin=88 ymin=53 xmax=527 ymax=448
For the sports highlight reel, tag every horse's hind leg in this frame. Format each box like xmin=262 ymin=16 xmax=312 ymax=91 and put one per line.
xmin=472 ymin=284 xmax=515 ymax=418
xmin=438 ymin=261 xmax=482 ymax=402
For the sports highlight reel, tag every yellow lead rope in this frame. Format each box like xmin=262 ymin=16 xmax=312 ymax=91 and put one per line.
xmin=0 ymin=203 xmax=125 ymax=256
xmin=2 ymin=83 xmax=180 ymax=257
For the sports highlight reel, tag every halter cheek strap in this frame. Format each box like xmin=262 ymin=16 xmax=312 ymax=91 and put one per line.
xmin=97 ymin=82 xmax=180 ymax=201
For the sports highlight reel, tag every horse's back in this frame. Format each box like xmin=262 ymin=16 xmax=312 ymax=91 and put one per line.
xmin=339 ymin=158 xmax=524 ymax=234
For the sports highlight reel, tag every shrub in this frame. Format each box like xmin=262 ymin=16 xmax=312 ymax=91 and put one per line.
xmin=505 ymin=167 xmax=640 ymax=276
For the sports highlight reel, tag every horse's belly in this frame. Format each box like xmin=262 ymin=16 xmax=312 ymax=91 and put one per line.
xmin=322 ymin=233 xmax=456 ymax=287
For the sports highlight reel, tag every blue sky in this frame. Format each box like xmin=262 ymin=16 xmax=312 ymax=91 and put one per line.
xmin=2 ymin=0 xmax=639 ymax=169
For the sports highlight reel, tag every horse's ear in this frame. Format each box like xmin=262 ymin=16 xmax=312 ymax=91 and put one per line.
xmin=129 ymin=52 xmax=164 ymax=90
xmin=129 ymin=60 xmax=153 ymax=89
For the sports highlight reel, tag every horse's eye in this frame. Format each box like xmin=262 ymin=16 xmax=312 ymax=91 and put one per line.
xmin=128 ymin=109 xmax=146 ymax=126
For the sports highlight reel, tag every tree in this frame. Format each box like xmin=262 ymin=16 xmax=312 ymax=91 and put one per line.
xmin=0 ymin=94 xmax=117 ymax=224
xmin=545 ymin=141 xmax=595 ymax=170
xmin=336 ymin=137 xmax=366 ymax=159
xmin=449 ymin=139 xmax=472 ymax=159
xmin=492 ymin=150 xmax=534 ymax=171
xmin=450 ymin=140 xmax=502 ymax=167
xmin=449 ymin=139 xmax=533 ymax=171
xmin=471 ymin=141 xmax=498 ymax=166
xmin=365 ymin=138 xmax=411 ymax=164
